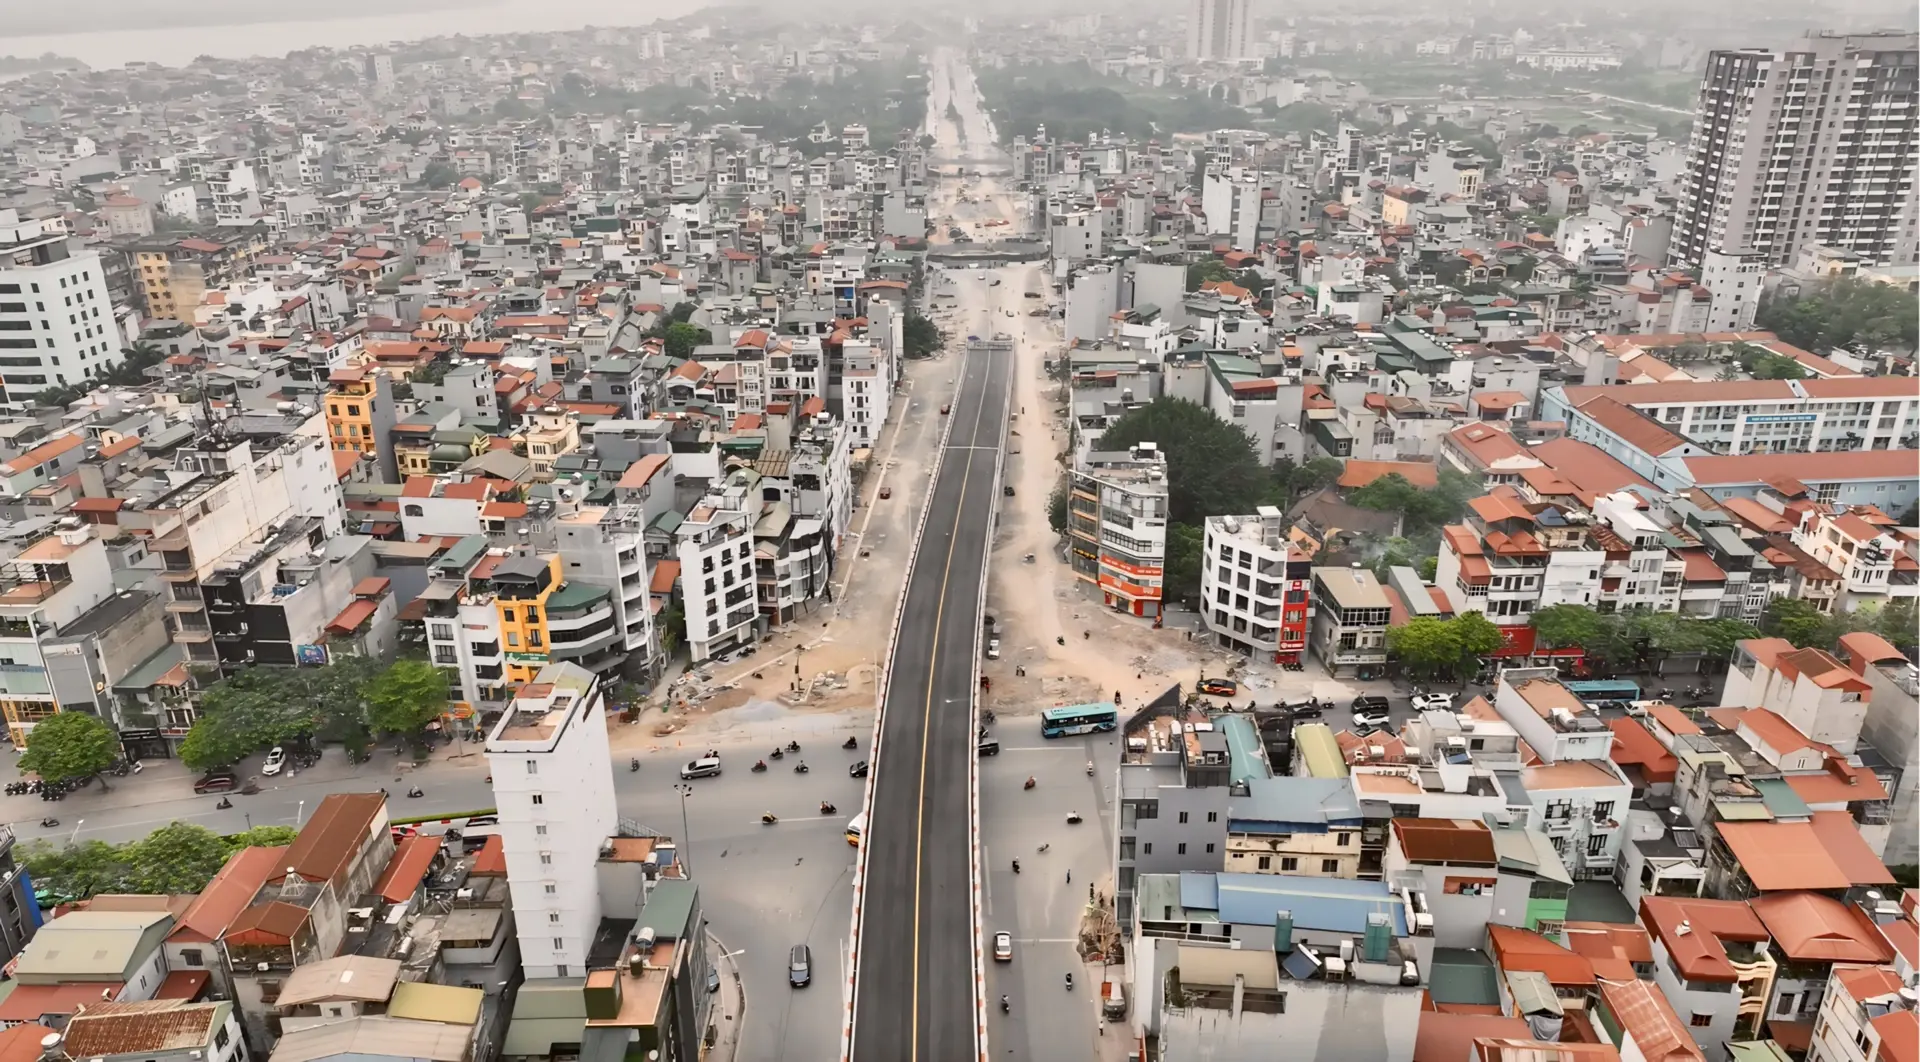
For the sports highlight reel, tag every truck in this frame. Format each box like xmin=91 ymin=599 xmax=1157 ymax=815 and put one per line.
xmin=1100 ymin=979 xmax=1128 ymax=1019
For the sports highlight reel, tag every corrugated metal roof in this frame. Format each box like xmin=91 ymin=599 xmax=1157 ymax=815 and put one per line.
xmin=269 ymin=1015 xmax=471 ymax=1062
xmin=387 ymin=982 xmax=483 ymax=1026
xmin=1211 ymin=873 xmax=1407 ymax=935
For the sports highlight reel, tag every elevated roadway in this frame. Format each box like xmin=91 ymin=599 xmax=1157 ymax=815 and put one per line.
xmin=846 ymin=339 xmax=1011 ymax=1062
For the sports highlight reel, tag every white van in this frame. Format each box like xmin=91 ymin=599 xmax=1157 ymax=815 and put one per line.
xmin=679 ymin=757 xmax=722 ymax=780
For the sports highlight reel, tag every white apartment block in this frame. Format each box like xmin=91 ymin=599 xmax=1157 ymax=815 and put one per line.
xmin=1200 ymin=507 xmax=1313 ymax=664
xmin=553 ymin=505 xmax=658 ymax=684
xmin=1067 ymin=443 xmax=1170 ymax=620
xmin=1550 ymin=378 xmax=1920 ymax=460
xmin=1805 ymin=965 xmax=1918 ymax=1062
xmin=0 ymin=209 xmax=120 ymax=405
xmin=675 ymin=471 xmax=759 ymax=662
xmin=1436 ymin=488 xmax=1604 ymax=625
xmin=1592 ymin=491 xmax=1685 ymax=613
xmin=1187 ymin=0 xmax=1250 ymax=60
xmin=1200 ymin=166 xmax=1261 ymax=252
xmin=840 ymin=336 xmax=892 ymax=448
xmin=1791 ymin=507 xmax=1917 ymax=611
xmin=1722 ymin=638 xmax=1870 ymax=755
xmin=486 ymin=662 xmax=618 ymax=979
xmin=1670 ymin=32 xmax=1919 ymax=269
xmin=1490 ymin=670 xmax=1632 ymax=878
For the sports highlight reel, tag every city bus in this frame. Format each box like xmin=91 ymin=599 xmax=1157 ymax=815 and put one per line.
xmin=845 ymin=810 xmax=866 ymax=848
xmin=1040 ymin=703 xmax=1120 ymax=738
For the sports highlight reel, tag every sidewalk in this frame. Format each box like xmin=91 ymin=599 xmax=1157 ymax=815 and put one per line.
xmin=702 ymin=927 xmax=746 ymax=1062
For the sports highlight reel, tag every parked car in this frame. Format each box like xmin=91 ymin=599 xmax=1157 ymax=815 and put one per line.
xmin=1411 ymin=693 xmax=1455 ymax=712
xmin=849 ymin=760 xmax=870 ymax=778
xmin=789 ymin=944 xmax=812 ymax=987
xmin=1352 ymin=695 xmax=1390 ymax=714
xmin=193 ymin=769 xmax=238 ymax=794
xmin=993 ymin=931 xmax=1014 ymax=962
xmin=1196 ymin=678 xmax=1239 ymax=697
xmin=261 ymin=747 xmax=286 ymax=777
xmin=1024 ymin=291 xmax=1042 ymax=299
xmin=976 ymin=739 xmax=1001 ymax=756
xmin=1285 ymin=701 xmax=1324 ymax=720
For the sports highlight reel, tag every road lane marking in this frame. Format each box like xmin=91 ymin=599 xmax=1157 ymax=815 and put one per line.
xmin=909 ymin=347 xmax=992 ymax=1061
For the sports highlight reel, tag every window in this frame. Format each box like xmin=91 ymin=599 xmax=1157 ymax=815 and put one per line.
xmin=556 ymin=964 xmax=568 ymax=976
xmin=531 ymin=793 xmax=544 ymax=805
xmin=1257 ymin=855 xmax=1271 ymax=870
xmin=1177 ymin=843 xmax=1187 ymax=855
xmin=544 ymin=883 xmax=557 ymax=894
xmin=1205 ymin=843 xmax=1215 ymax=854
xmin=1691 ymin=1014 xmax=1713 ymax=1028
xmin=1207 ymin=811 xmax=1218 ymax=823
xmin=1336 ymin=832 xmax=1352 ymax=846
xmin=526 ymin=759 xmax=539 ymax=774
xmin=535 ymin=824 xmax=547 ymax=835
xmin=550 ymin=912 xmax=561 ymax=923
xmin=181 ymin=948 xmax=204 ymax=967
xmin=1178 ymin=811 xmax=1189 ymax=824
xmin=1593 ymin=801 xmax=1615 ymax=820
xmin=1321 ymin=859 xmax=1340 ymax=874
xmin=554 ymin=937 xmax=565 ymax=950
xmin=1143 ymin=843 xmax=1152 ymax=856
xmin=215 ymin=1027 xmax=230 ymax=1050
xmin=540 ymin=852 xmax=553 ymax=865
xmin=1281 ymin=857 xmax=1298 ymax=871
xmin=1586 ymin=835 xmax=1607 ymax=857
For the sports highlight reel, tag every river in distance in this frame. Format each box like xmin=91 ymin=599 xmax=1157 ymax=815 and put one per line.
xmin=0 ymin=0 xmax=710 ymax=70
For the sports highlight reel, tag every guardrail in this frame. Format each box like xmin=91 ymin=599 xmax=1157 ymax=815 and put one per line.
xmin=839 ymin=344 xmax=966 ymax=1062
xmin=969 ymin=344 xmax=1013 ymax=1062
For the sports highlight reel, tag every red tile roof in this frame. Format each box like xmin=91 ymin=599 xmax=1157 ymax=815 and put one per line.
xmin=277 ymin=792 xmax=386 ymax=886
xmin=1715 ymin=812 xmax=1896 ymax=891
xmin=169 ymin=845 xmax=286 ymax=944
xmin=1751 ymin=891 xmax=1896 ymax=964
xmin=1639 ymin=896 xmax=1770 ymax=982
xmin=1487 ymin=925 xmax=1594 ymax=985
xmin=471 ymin=835 xmax=506 ymax=876
xmin=1340 ymin=460 xmax=1439 ymax=490
xmin=0 ymin=983 xmax=125 ymax=1023
xmin=372 ymin=834 xmax=439 ymax=904
xmin=1597 ymin=979 xmax=1702 ymax=1062
xmin=1415 ymin=1013 xmax=1530 ymax=1062
xmin=1606 ymin=718 xmax=1676 ymax=784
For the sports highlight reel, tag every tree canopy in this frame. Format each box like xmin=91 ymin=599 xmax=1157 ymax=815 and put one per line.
xmin=903 ymin=312 xmax=943 ymax=359
xmin=1095 ymin=398 xmax=1275 ymax=526
xmin=21 ymin=823 xmax=302 ymax=904
xmin=180 ymin=656 xmax=436 ymax=770
xmin=1760 ymin=596 xmax=1915 ymax=652
xmin=1756 ymin=277 xmax=1920 ymax=354
xmin=19 ymin=711 xmax=119 ymax=787
xmin=1531 ymin=604 xmax=1758 ymax=668
xmin=366 ymin=660 xmax=449 ymax=736
xmin=1385 ymin=613 xmax=1504 ymax=679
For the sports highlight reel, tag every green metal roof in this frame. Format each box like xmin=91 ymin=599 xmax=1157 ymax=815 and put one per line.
xmin=637 ymin=878 xmax=698 ymax=939
xmin=1220 ymin=714 xmax=1267 ymax=788
xmin=1428 ymin=947 xmax=1501 ymax=1007
xmin=1752 ymin=778 xmax=1812 ymax=819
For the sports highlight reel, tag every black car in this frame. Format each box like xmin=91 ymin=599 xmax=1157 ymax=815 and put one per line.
xmin=849 ymin=760 xmax=870 ymax=778
xmin=1287 ymin=702 xmax=1324 ymax=720
xmin=1352 ymin=696 xmax=1391 ymax=713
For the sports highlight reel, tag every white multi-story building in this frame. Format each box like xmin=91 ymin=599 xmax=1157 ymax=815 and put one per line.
xmin=486 ymin=661 xmax=618 ymax=980
xmin=1067 ymin=443 xmax=1170 ymax=620
xmin=1200 ymin=166 xmax=1261 ymax=252
xmin=1200 ymin=507 xmax=1312 ymax=664
xmin=1806 ymin=965 xmax=1918 ymax=1062
xmin=0 ymin=209 xmax=120 ymax=406
xmin=553 ymin=505 xmax=659 ymax=685
xmin=1592 ymin=491 xmax=1684 ymax=613
xmin=1436 ymin=487 xmax=1603 ymax=627
xmin=676 ymin=469 xmax=759 ymax=662
xmin=1546 ymin=378 xmax=1920 ymax=459
xmin=1697 ymin=249 xmax=1766 ymax=333
xmin=1489 ymin=670 xmax=1633 ymax=878
xmin=840 ymin=335 xmax=892 ymax=448
xmin=1186 ymin=0 xmax=1250 ymax=60
xmin=208 ymin=160 xmax=262 ymax=227
xmin=1670 ymin=32 xmax=1920 ymax=269
xmin=1791 ymin=506 xmax=1915 ymax=611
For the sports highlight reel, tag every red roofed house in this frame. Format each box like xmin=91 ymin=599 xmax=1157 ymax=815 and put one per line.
xmin=1724 ymin=637 xmax=1872 ymax=754
xmin=1810 ymin=964 xmax=1920 ymax=1062
xmin=1593 ymin=978 xmax=1704 ymax=1062
xmin=1753 ymin=891 xmax=1897 ymax=1046
xmin=1640 ymin=896 xmax=1775 ymax=1050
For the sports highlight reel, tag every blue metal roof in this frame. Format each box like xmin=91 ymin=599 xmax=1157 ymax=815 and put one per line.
xmin=1228 ymin=777 xmax=1362 ymax=831
xmin=1178 ymin=871 xmax=1219 ymax=912
xmin=1212 ymin=873 xmax=1408 ymax=936
xmin=1219 ymin=715 xmax=1268 ymax=787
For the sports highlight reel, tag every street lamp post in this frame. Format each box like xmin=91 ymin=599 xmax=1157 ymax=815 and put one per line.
xmin=673 ymin=783 xmax=694 ymax=878
xmin=65 ymin=819 xmax=83 ymax=847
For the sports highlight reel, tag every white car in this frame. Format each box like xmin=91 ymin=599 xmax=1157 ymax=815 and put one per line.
xmin=1411 ymin=693 xmax=1455 ymax=712
xmin=1352 ymin=708 xmax=1391 ymax=729
xmin=261 ymin=746 xmax=286 ymax=776
xmin=993 ymin=931 xmax=1013 ymax=962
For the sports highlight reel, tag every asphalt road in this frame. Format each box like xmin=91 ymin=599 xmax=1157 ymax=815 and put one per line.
xmin=849 ymin=328 xmax=1010 ymax=1060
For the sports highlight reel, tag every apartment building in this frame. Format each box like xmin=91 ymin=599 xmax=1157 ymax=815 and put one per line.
xmin=1435 ymin=486 xmax=1603 ymax=628
xmin=1670 ymin=32 xmax=1920 ymax=269
xmin=1186 ymin=0 xmax=1250 ymax=60
xmin=1840 ymin=632 xmax=1920 ymax=866
xmin=1791 ymin=507 xmax=1916 ymax=611
xmin=128 ymin=226 xmax=269 ymax=320
xmin=1199 ymin=507 xmax=1311 ymax=663
xmin=1226 ymin=777 xmax=1365 ymax=878
xmin=0 ymin=209 xmax=119 ymax=406
xmin=552 ymin=505 xmax=658 ymax=686
xmin=674 ymin=470 xmax=758 ymax=662
xmin=1489 ymin=671 xmax=1631 ymax=877
xmin=1200 ymin=166 xmax=1261 ymax=251
xmin=1308 ymin=566 xmax=1391 ymax=677
xmin=1068 ymin=443 xmax=1170 ymax=619
xmin=1546 ymin=378 xmax=1920 ymax=459
xmin=1806 ymin=964 xmax=1920 ymax=1062
xmin=325 ymin=366 xmax=398 ymax=484
xmin=486 ymin=662 xmax=618 ymax=980
xmin=1113 ymin=704 xmax=1232 ymax=931
xmin=1722 ymin=638 xmax=1870 ymax=754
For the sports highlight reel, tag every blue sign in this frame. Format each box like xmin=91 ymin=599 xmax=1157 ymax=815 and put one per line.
xmin=295 ymin=644 xmax=330 ymax=667
xmin=1745 ymin=414 xmax=1817 ymax=424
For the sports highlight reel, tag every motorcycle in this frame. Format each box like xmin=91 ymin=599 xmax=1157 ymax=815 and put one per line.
xmin=843 ymin=737 xmax=858 ymax=750
xmin=39 ymin=817 xmax=57 ymax=828
xmin=1023 ymin=776 xmax=1036 ymax=790
xmin=406 ymin=786 xmax=424 ymax=798
xmin=1065 ymin=973 xmax=1074 ymax=990
xmin=761 ymin=813 xmax=778 ymax=825
xmin=1037 ymin=843 xmax=1050 ymax=853
xmin=629 ymin=758 xmax=640 ymax=773
xmin=1012 ymin=859 xmax=1021 ymax=874
xmin=1066 ymin=811 xmax=1082 ymax=825
xmin=820 ymin=801 xmax=837 ymax=814
xmin=786 ymin=740 xmax=800 ymax=753
xmin=794 ymin=762 xmax=809 ymax=774
xmin=215 ymin=797 xmax=233 ymax=810
xmin=751 ymin=760 xmax=768 ymax=772
xmin=1000 ymin=995 xmax=1010 ymax=1014
xmin=1085 ymin=760 xmax=1094 ymax=777
xmin=771 ymin=748 xmax=785 ymax=760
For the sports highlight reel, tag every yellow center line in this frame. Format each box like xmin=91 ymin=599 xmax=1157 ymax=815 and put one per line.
xmin=908 ymin=343 xmax=995 ymax=1061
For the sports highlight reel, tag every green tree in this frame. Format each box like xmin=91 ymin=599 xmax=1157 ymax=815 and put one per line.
xmin=125 ymin=823 xmax=234 ymax=894
xmin=226 ymin=825 xmax=298 ymax=848
xmin=1164 ymin=523 xmax=1205 ymax=607
xmin=1047 ymin=475 xmax=1069 ymax=534
xmin=1185 ymin=259 xmax=1233 ymax=291
xmin=658 ymin=599 xmax=685 ymax=659
xmin=365 ymin=659 xmax=449 ymax=737
xmin=19 ymin=839 xmax=129 ymax=901
xmin=661 ymin=322 xmax=712 ymax=360
xmin=903 ymin=313 xmax=943 ymax=358
xmin=18 ymin=711 xmax=119 ymax=789
xmin=1532 ymin=604 xmax=1613 ymax=651
xmin=1453 ymin=612 xmax=1505 ymax=663
xmin=1289 ymin=456 xmax=1345 ymax=497
xmin=1756 ymin=277 xmax=1920 ymax=354
xmin=1095 ymin=398 xmax=1273 ymax=524
xmin=1387 ymin=617 xmax=1463 ymax=679
xmin=1762 ymin=597 xmax=1830 ymax=648
xmin=420 ymin=160 xmax=459 ymax=188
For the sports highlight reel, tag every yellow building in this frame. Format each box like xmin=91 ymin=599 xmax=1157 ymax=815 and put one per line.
xmin=325 ymin=367 xmax=398 ymax=482
xmin=130 ymin=230 xmax=266 ymax=320
xmin=517 ymin=409 xmax=580 ymax=481
xmin=489 ymin=552 xmax=563 ymax=686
